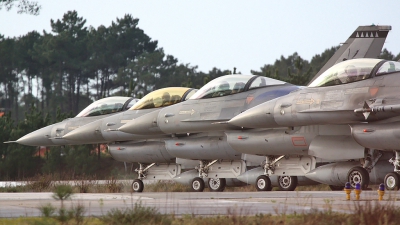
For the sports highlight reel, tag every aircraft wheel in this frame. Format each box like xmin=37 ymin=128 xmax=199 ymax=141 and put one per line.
xmin=255 ymin=175 xmax=271 ymax=191
xmin=191 ymin=177 xmax=205 ymax=192
xmin=384 ymin=172 xmax=400 ymax=191
xmin=329 ymin=185 xmax=344 ymax=191
xmin=347 ymin=166 xmax=369 ymax=190
xmin=132 ymin=179 xmax=144 ymax=192
xmin=277 ymin=176 xmax=298 ymax=191
xmin=208 ymin=178 xmax=226 ymax=192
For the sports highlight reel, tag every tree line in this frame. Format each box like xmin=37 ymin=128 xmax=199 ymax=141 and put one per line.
xmin=0 ymin=11 xmax=221 ymax=121
xmin=2 ymin=10 xmax=400 ymax=122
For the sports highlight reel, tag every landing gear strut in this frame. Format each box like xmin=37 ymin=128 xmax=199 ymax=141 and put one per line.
xmin=256 ymin=155 xmax=292 ymax=192
xmin=196 ymin=160 xmax=218 ymax=178
xmin=385 ymin=150 xmax=400 ymax=190
xmin=262 ymin=155 xmax=285 ymax=175
xmin=191 ymin=160 xmax=219 ymax=192
xmin=132 ymin=163 xmax=156 ymax=192
xmin=363 ymin=149 xmax=382 ymax=172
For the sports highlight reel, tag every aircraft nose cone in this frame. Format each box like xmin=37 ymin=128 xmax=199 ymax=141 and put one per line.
xmin=16 ymin=125 xmax=54 ymax=146
xmin=119 ymin=110 xmax=163 ymax=135
xmin=229 ymin=101 xmax=279 ymax=128
xmin=63 ymin=120 xmax=106 ymax=144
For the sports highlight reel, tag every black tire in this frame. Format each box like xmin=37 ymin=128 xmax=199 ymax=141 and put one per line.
xmin=208 ymin=178 xmax=226 ymax=192
xmin=132 ymin=179 xmax=144 ymax=192
xmin=277 ymin=176 xmax=298 ymax=191
xmin=329 ymin=185 xmax=344 ymax=191
xmin=384 ymin=172 xmax=400 ymax=191
xmin=347 ymin=166 xmax=369 ymax=190
xmin=255 ymin=175 xmax=271 ymax=191
xmin=191 ymin=177 xmax=205 ymax=192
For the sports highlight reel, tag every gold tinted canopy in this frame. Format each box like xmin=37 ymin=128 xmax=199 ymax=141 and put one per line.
xmin=130 ymin=87 xmax=196 ymax=110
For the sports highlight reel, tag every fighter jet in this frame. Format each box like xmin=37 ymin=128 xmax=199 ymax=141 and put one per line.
xmin=117 ymin=25 xmax=392 ymax=191
xmin=11 ymin=87 xmax=196 ymax=147
xmin=119 ymin=25 xmax=391 ymax=136
xmin=10 ymin=87 xmax=200 ymax=192
xmin=228 ymin=58 xmax=400 ymax=189
xmin=7 ymin=96 xmax=139 ymax=146
xmin=62 ymin=87 xmax=197 ymax=144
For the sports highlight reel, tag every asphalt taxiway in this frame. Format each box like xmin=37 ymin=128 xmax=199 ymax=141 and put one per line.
xmin=1 ymin=191 xmax=399 ymax=217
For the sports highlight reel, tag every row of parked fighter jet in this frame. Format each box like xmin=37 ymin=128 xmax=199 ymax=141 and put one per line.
xmin=11 ymin=24 xmax=400 ymax=192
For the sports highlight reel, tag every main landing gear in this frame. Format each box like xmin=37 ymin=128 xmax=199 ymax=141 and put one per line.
xmin=131 ymin=163 xmax=156 ymax=193
xmin=191 ymin=160 xmax=214 ymax=192
xmin=342 ymin=149 xmax=382 ymax=190
xmin=256 ymin=155 xmax=298 ymax=192
xmin=191 ymin=160 xmax=227 ymax=192
xmin=208 ymin=177 xmax=226 ymax=192
xmin=385 ymin=150 xmax=400 ymax=190
xmin=277 ymin=175 xmax=298 ymax=191
xmin=191 ymin=177 xmax=205 ymax=192
xmin=347 ymin=166 xmax=370 ymax=190
xmin=132 ymin=179 xmax=144 ymax=192
xmin=255 ymin=175 xmax=272 ymax=191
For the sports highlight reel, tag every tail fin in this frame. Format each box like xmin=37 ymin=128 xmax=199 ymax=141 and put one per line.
xmin=308 ymin=25 xmax=391 ymax=84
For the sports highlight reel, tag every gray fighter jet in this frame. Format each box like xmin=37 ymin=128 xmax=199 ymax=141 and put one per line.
xmin=119 ymin=25 xmax=391 ymax=136
xmin=62 ymin=87 xmax=197 ymax=144
xmin=228 ymin=58 xmax=400 ymax=189
xmin=11 ymin=87 xmax=199 ymax=193
xmin=7 ymin=96 xmax=139 ymax=146
xmin=11 ymin=88 xmax=196 ymax=147
xmin=117 ymin=25 xmax=392 ymax=191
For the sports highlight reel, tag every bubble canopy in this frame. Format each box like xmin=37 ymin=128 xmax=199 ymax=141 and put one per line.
xmin=189 ymin=75 xmax=286 ymax=99
xmin=130 ymin=87 xmax=196 ymax=110
xmin=308 ymin=58 xmax=400 ymax=87
xmin=76 ymin=97 xmax=137 ymax=117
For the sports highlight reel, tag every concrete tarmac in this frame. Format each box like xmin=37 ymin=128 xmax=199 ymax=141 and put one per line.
xmin=0 ymin=191 xmax=399 ymax=218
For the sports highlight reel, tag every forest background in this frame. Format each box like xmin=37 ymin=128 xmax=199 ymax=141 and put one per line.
xmin=0 ymin=10 xmax=399 ymax=180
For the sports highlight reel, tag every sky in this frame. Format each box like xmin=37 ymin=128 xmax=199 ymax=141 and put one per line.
xmin=1 ymin=0 xmax=399 ymax=75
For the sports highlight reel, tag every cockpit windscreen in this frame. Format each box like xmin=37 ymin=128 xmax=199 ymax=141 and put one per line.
xmin=308 ymin=58 xmax=383 ymax=87
xmin=376 ymin=61 xmax=400 ymax=76
xmin=76 ymin=97 xmax=132 ymax=117
xmin=190 ymin=75 xmax=286 ymax=99
xmin=190 ymin=75 xmax=252 ymax=99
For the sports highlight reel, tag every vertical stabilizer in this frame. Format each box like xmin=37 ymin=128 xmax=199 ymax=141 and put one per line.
xmin=308 ymin=25 xmax=391 ymax=84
